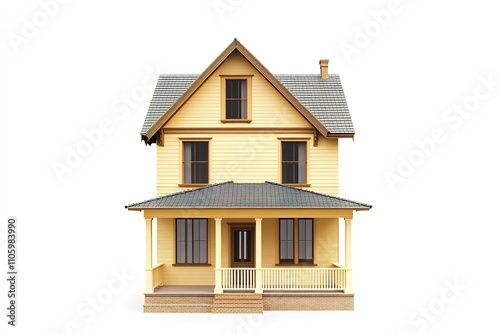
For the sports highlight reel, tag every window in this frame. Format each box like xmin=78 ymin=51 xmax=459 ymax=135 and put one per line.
xmin=281 ymin=142 xmax=307 ymax=184
xmin=183 ymin=142 xmax=208 ymax=184
xmin=298 ymin=219 xmax=313 ymax=263
xmin=279 ymin=218 xmax=314 ymax=264
xmin=176 ymin=219 xmax=208 ymax=264
xmin=226 ymin=79 xmax=247 ymax=119
xmin=221 ymin=76 xmax=252 ymax=122
xmin=279 ymin=219 xmax=294 ymax=263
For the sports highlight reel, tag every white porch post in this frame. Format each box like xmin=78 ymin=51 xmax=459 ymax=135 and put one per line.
xmin=214 ymin=218 xmax=223 ymax=293
xmin=255 ymin=218 xmax=263 ymax=293
xmin=144 ymin=218 xmax=154 ymax=293
xmin=344 ymin=218 xmax=353 ymax=293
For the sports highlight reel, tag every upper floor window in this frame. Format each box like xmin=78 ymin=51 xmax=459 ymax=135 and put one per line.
xmin=183 ymin=141 xmax=209 ymax=185
xmin=221 ymin=76 xmax=252 ymax=122
xmin=281 ymin=142 xmax=307 ymax=184
xmin=226 ymin=79 xmax=247 ymax=119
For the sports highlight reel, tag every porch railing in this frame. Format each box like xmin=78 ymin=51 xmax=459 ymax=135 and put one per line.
xmin=149 ymin=263 xmax=165 ymax=289
xmin=218 ymin=267 xmax=350 ymax=291
xmin=262 ymin=267 xmax=349 ymax=290
xmin=221 ymin=268 xmax=256 ymax=290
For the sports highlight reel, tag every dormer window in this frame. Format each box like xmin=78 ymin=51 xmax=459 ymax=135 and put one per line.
xmin=221 ymin=76 xmax=252 ymax=122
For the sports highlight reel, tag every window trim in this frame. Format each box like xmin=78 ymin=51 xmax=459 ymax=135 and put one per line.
xmin=179 ymin=138 xmax=211 ymax=186
xmin=220 ymin=75 xmax=253 ymax=123
xmin=278 ymin=218 xmax=314 ymax=265
xmin=279 ymin=139 xmax=310 ymax=186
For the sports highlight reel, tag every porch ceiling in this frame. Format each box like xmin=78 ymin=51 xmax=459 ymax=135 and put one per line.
xmin=125 ymin=181 xmax=371 ymax=217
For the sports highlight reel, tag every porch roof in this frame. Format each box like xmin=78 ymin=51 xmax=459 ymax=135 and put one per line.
xmin=125 ymin=181 xmax=371 ymax=211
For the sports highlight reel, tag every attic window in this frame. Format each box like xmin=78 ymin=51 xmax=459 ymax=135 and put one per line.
xmin=221 ymin=76 xmax=252 ymax=122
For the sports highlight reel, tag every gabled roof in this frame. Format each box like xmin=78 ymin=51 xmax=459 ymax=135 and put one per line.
xmin=141 ymin=39 xmax=355 ymax=143
xmin=125 ymin=181 xmax=371 ymax=210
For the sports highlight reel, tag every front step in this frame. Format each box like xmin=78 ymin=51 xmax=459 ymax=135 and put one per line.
xmin=144 ymin=303 xmax=212 ymax=313
xmin=212 ymin=293 xmax=264 ymax=314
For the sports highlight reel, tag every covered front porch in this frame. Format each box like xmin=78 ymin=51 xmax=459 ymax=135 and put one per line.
xmin=144 ymin=216 xmax=354 ymax=295
xmin=126 ymin=181 xmax=371 ymax=312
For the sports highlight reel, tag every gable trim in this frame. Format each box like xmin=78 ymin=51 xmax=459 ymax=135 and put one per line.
xmin=144 ymin=39 xmax=329 ymax=142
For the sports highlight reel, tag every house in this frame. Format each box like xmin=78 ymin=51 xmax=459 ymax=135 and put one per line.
xmin=125 ymin=39 xmax=371 ymax=313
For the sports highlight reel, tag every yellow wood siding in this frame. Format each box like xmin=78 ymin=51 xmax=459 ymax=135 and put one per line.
xmin=314 ymin=218 xmax=339 ymax=267
xmin=157 ymin=134 xmax=338 ymax=196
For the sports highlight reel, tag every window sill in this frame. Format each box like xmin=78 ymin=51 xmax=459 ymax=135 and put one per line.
xmin=282 ymin=184 xmax=311 ymax=187
xmin=172 ymin=264 xmax=212 ymax=267
xmin=221 ymin=119 xmax=252 ymax=123
xmin=178 ymin=184 xmax=209 ymax=188
xmin=275 ymin=263 xmax=317 ymax=266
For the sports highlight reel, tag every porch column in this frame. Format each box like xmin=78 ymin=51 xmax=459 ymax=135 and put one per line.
xmin=344 ymin=218 xmax=353 ymax=293
xmin=255 ymin=218 xmax=263 ymax=293
xmin=214 ymin=218 xmax=223 ymax=294
xmin=144 ymin=218 xmax=154 ymax=293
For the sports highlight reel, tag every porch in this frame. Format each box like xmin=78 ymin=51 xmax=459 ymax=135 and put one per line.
xmin=126 ymin=181 xmax=371 ymax=313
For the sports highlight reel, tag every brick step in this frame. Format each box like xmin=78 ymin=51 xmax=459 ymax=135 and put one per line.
xmin=144 ymin=303 xmax=213 ymax=313
xmin=214 ymin=293 xmax=263 ymax=300
xmin=213 ymin=299 xmax=263 ymax=305
xmin=211 ymin=305 xmax=263 ymax=314
xmin=211 ymin=294 xmax=264 ymax=313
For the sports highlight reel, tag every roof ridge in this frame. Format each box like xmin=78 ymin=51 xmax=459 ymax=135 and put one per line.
xmin=264 ymin=181 xmax=372 ymax=208
xmin=274 ymin=74 xmax=340 ymax=76
xmin=124 ymin=181 xmax=234 ymax=208
xmin=159 ymin=74 xmax=200 ymax=77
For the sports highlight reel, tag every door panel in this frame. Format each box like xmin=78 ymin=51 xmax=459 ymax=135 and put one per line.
xmin=231 ymin=226 xmax=254 ymax=268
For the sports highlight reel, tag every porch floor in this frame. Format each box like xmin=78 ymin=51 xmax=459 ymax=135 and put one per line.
xmin=148 ymin=285 xmax=348 ymax=295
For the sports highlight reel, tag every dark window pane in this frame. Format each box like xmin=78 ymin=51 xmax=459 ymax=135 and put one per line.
xmin=282 ymin=142 xmax=294 ymax=161
xmin=282 ymin=163 xmax=295 ymax=184
xmin=194 ymin=142 xmax=208 ymax=161
xmin=234 ymin=230 xmax=241 ymax=262
xmin=298 ymin=219 xmax=313 ymax=263
xmin=200 ymin=241 xmax=207 ymax=263
xmin=279 ymin=219 xmax=294 ymax=262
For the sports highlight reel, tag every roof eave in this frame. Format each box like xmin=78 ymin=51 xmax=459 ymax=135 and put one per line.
xmin=126 ymin=206 xmax=370 ymax=211
xmin=327 ymin=133 xmax=355 ymax=138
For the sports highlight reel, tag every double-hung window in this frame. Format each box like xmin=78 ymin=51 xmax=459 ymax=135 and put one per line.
xmin=183 ymin=141 xmax=209 ymax=185
xmin=221 ymin=76 xmax=252 ymax=122
xmin=281 ymin=142 xmax=307 ymax=184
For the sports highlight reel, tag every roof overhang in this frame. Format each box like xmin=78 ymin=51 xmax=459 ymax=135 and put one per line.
xmin=127 ymin=207 xmax=369 ymax=219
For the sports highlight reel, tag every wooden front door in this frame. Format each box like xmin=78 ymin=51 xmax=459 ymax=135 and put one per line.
xmin=230 ymin=226 xmax=255 ymax=268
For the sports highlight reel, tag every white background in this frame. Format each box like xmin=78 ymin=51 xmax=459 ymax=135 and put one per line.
xmin=1 ymin=0 xmax=500 ymax=333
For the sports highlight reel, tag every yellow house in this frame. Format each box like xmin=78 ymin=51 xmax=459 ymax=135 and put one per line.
xmin=126 ymin=39 xmax=371 ymax=313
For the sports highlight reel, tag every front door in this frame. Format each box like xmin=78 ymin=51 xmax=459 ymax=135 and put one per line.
xmin=230 ymin=226 xmax=255 ymax=268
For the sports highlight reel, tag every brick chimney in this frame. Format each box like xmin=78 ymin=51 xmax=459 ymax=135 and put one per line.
xmin=319 ymin=59 xmax=329 ymax=80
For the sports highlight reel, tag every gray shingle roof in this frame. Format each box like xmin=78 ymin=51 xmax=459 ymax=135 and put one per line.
xmin=141 ymin=75 xmax=198 ymax=135
xmin=275 ymin=75 xmax=354 ymax=134
xmin=141 ymin=74 xmax=354 ymax=136
xmin=125 ymin=181 xmax=371 ymax=210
